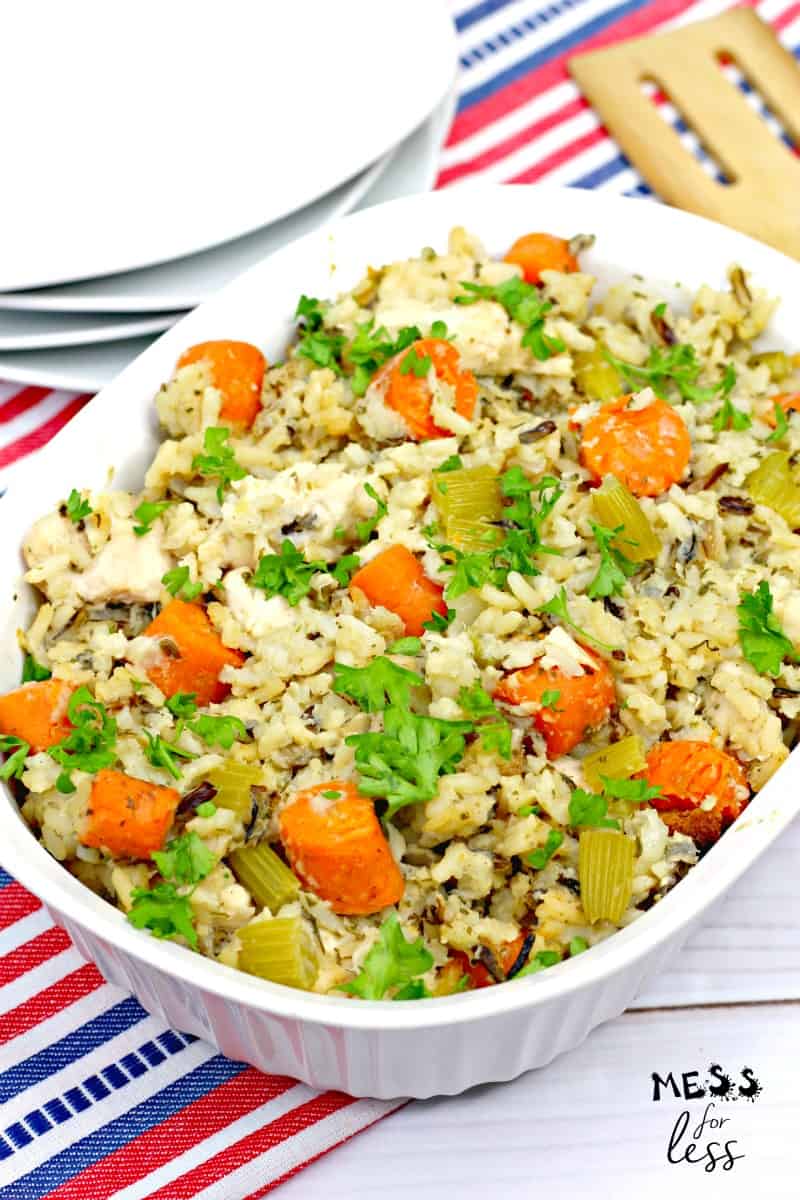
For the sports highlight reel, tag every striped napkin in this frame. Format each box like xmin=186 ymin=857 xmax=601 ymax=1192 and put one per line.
xmin=2 ymin=1 xmax=799 ymax=1195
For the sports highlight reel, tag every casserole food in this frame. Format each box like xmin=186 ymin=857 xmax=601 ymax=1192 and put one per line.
xmin=2 ymin=187 xmax=800 ymax=1098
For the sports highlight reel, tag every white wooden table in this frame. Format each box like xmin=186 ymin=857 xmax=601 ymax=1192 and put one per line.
xmin=279 ymin=817 xmax=800 ymax=1199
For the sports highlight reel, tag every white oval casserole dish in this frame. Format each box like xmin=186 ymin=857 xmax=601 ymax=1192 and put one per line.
xmin=2 ymin=185 xmax=799 ymax=1100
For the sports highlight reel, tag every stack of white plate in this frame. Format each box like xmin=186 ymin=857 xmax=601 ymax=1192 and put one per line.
xmin=0 ymin=2 xmax=457 ymax=392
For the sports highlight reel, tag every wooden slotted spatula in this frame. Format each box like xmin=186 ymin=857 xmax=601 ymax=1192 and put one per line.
xmin=568 ymin=9 xmax=800 ymax=258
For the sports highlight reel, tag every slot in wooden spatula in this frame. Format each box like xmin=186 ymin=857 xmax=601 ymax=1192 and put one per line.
xmin=568 ymin=9 xmax=800 ymax=258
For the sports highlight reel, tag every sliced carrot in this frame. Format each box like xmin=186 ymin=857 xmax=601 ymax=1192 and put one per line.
xmin=350 ymin=545 xmax=447 ymax=636
xmin=451 ymin=933 xmax=527 ymax=989
xmin=143 ymin=599 xmax=245 ymax=706
xmin=377 ymin=337 xmax=477 ymax=441
xmin=765 ymin=392 xmax=800 ymax=427
xmin=641 ymin=740 xmax=749 ymax=846
xmin=0 ymin=679 xmax=74 ymax=752
xmin=278 ymin=779 xmax=404 ymax=915
xmin=82 ymin=769 xmax=179 ymax=859
xmin=504 ymin=232 xmax=578 ymax=285
xmin=580 ymin=395 xmax=691 ymax=497
xmin=494 ymin=651 xmax=615 ymax=758
xmin=177 ymin=340 xmax=266 ymax=430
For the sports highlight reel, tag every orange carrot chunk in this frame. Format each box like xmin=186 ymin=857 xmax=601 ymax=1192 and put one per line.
xmin=641 ymin=740 xmax=749 ymax=845
xmin=766 ymin=392 xmax=800 ymax=426
xmin=580 ymin=395 xmax=691 ymax=497
xmin=494 ymin=651 xmax=615 ymax=758
xmin=177 ymin=340 xmax=266 ymax=430
xmin=82 ymin=769 xmax=180 ymax=859
xmin=452 ymin=932 xmax=528 ymax=989
xmin=143 ymin=599 xmax=245 ymax=707
xmin=0 ymin=679 xmax=74 ymax=752
xmin=278 ymin=780 xmax=404 ymax=915
xmin=378 ymin=337 xmax=477 ymax=441
xmin=504 ymin=232 xmax=579 ymax=285
xmin=350 ymin=545 xmax=447 ymax=637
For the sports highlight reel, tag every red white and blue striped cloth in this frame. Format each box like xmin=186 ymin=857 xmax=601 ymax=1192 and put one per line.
xmin=2 ymin=1 xmax=799 ymax=1194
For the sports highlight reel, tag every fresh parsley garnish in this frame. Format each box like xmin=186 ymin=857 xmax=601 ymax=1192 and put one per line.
xmin=339 ymin=913 xmax=433 ymax=1000
xmin=355 ymin=483 xmax=387 ymax=544
xmin=191 ymin=426 xmax=247 ymax=503
xmin=515 ymin=949 xmax=561 ymax=978
xmin=569 ymin=936 xmax=589 ymax=956
xmin=587 ymin=522 xmax=638 ymax=600
xmin=195 ymin=800 xmax=217 ymax=818
xmin=605 ymin=344 xmax=737 ymax=407
xmin=21 ymin=654 xmax=51 ymax=683
xmin=295 ymin=294 xmax=325 ymax=330
xmin=162 ymin=566 xmax=204 ymax=601
xmin=386 ymin=637 xmax=422 ymax=655
xmin=569 ymin=775 xmax=660 ymax=829
xmin=66 ymin=489 xmax=92 ymax=524
xmin=333 ymin=656 xmax=423 ymax=712
xmin=132 ymin=500 xmax=173 ymax=536
xmin=329 ymin=553 xmax=361 ymax=588
xmin=527 ymin=828 xmax=563 ymax=869
xmin=539 ymin=689 xmax=561 ymax=711
xmin=165 ymin=692 xmax=197 ymax=721
xmin=250 ymin=540 xmax=326 ymax=606
xmin=767 ymin=402 xmax=790 ymax=444
xmin=347 ymin=708 xmax=473 ymax=820
xmin=430 ymin=319 xmax=451 ymax=340
xmin=537 ymin=587 xmax=616 ymax=652
xmin=48 ymin=687 xmax=117 ymax=793
xmin=737 ymin=580 xmax=799 ymax=675
xmin=346 ymin=321 xmax=421 ymax=396
xmin=422 ymin=607 xmax=456 ymax=633
xmin=456 ymin=277 xmax=566 ymax=361
xmin=457 ymin=682 xmax=511 ymax=760
xmin=712 ymin=390 xmax=751 ymax=434
xmin=0 ymin=735 xmax=30 ymax=781
xmin=152 ymin=831 xmax=215 ymax=888
xmin=190 ymin=713 xmax=247 ymax=750
xmin=143 ymin=732 xmax=197 ymax=781
xmin=128 ymin=884 xmax=197 ymax=947
xmin=435 ymin=455 xmax=463 ymax=473
xmin=399 ymin=347 xmax=432 ymax=378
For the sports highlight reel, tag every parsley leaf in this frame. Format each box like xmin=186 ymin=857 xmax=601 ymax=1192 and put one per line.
xmin=601 ymin=776 xmax=661 ymax=804
xmin=143 ymin=732 xmax=197 ymax=781
xmin=386 ymin=637 xmax=422 ymax=655
xmin=435 ymin=454 xmax=463 ymax=473
xmin=712 ymin=392 xmax=751 ymax=433
xmin=527 ymin=828 xmax=564 ymax=869
xmin=456 ymin=277 xmax=565 ymax=361
xmin=295 ymin=294 xmax=325 ymax=331
xmin=394 ymin=979 xmax=433 ymax=1000
xmin=196 ymin=800 xmax=217 ymax=818
xmin=162 ymin=565 xmax=204 ymax=601
xmin=539 ymin=689 xmax=561 ymax=711
xmin=605 ymin=344 xmax=737 ymax=407
xmin=568 ymin=788 xmax=620 ymax=829
xmin=354 ymin=483 xmax=387 ymax=544
xmin=458 ymin=682 xmax=512 ymax=760
xmin=737 ymin=580 xmax=799 ymax=675
xmin=165 ymin=692 xmax=197 ymax=721
xmin=767 ymin=402 xmax=790 ymax=444
xmin=128 ymin=884 xmax=197 ymax=947
xmin=297 ymin=328 xmax=346 ymax=373
xmin=152 ymin=831 xmax=215 ymax=888
xmin=399 ymin=347 xmax=432 ymax=377
xmin=333 ymin=657 xmax=423 ymax=712
xmin=587 ymin=522 xmax=638 ymax=600
xmin=537 ymin=587 xmax=616 ymax=652
xmin=329 ymin=553 xmax=361 ymax=588
xmin=132 ymin=500 xmax=173 ymax=537
xmin=191 ymin=426 xmax=247 ymax=503
xmin=66 ymin=489 xmax=92 ymax=524
xmin=569 ymin=936 xmax=589 ymax=956
xmin=422 ymin=607 xmax=456 ymax=633
xmin=339 ymin=913 xmax=433 ymax=1000
xmin=47 ymin=687 xmax=117 ymax=792
xmin=190 ymin=713 xmax=247 ymax=750
xmin=347 ymin=708 xmax=472 ymax=820
xmin=515 ymin=949 xmax=561 ymax=978
xmin=0 ymin=735 xmax=30 ymax=781
xmin=22 ymin=654 xmax=51 ymax=683
xmin=250 ymin=540 xmax=326 ymax=606
xmin=344 ymin=321 xmax=422 ymax=396
xmin=457 ymin=682 xmax=498 ymax=718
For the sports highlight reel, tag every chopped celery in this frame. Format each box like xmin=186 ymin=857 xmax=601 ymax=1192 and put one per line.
xmin=591 ymin=475 xmax=661 ymax=562
xmin=237 ymin=916 xmax=318 ymax=990
xmin=206 ymin=761 xmax=262 ymax=824
xmin=433 ymin=465 xmax=504 ymax=552
xmin=748 ymin=350 xmax=792 ymax=382
xmin=229 ymin=843 xmax=300 ymax=912
xmin=582 ymin=736 xmax=647 ymax=791
xmin=574 ymin=343 xmax=623 ymax=401
xmin=579 ymin=829 xmax=635 ymax=924
xmin=746 ymin=452 xmax=800 ymax=528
